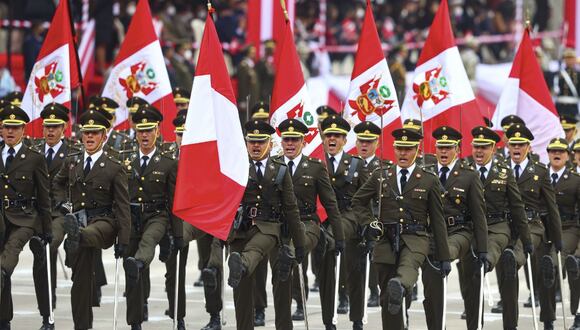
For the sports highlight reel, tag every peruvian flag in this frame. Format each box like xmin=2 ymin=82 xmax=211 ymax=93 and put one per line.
xmin=491 ymin=28 xmax=564 ymax=163
xmin=565 ymin=0 xmax=580 ymax=52
xmin=400 ymin=0 xmax=483 ymax=154
xmin=343 ymin=0 xmax=401 ymax=161
xmin=173 ymin=11 xmax=248 ymax=240
xmin=270 ymin=20 xmax=321 ymax=156
xmin=247 ymin=0 xmax=294 ymax=57
xmin=102 ymin=0 xmax=177 ymax=140
xmin=21 ymin=0 xmax=79 ymax=137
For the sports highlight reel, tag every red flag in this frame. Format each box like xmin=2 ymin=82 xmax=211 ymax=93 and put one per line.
xmin=102 ymin=0 xmax=177 ymax=140
xmin=400 ymin=0 xmax=483 ymax=155
xmin=343 ymin=0 xmax=402 ymax=161
xmin=21 ymin=0 xmax=79 ymax=137
xmin=491 ymin=29 xmax=564 ymax=162
xmin=173 ymin=12 xmax=248 ymax=240
xmin=247 ymin=0 xmax=294 ymax=58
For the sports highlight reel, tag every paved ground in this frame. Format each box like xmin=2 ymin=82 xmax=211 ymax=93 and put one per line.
xmin=7 ymin=245 xmax=576 ymax=329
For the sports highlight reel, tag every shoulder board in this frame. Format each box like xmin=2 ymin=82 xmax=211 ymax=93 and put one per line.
xmin=67 ymin=151 xmax=82 ymax=158
xmin=459 ymin=162 xmax=476 ymax=172
xmin=271 ymin=158 xmax=286 ymax=166
xmin=25 ymin=145 xmax=42 ymax=155
xmin=351 ymin=155 xmax=363 ymax=161
xmin=419 ymin=165 xmax=437 ymax=176
xmin=534 ymin=161 xmax=547 ymax=169
xmin=307 ymin=156 xmax=322 ymax=164
xmin=271 ymin=154 xmax=283 ymax=161
xmin=160 ymin=152 xmax=177 ymax=161
xmin=571 ymin=171 xmax=580 ymax=178
xmin=107 ymin=155 xmax=122 ymax=164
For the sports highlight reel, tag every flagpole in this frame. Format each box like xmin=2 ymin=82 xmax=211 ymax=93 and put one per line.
xmin=67 ymin=0 xmax=86 ymax=119
xmin=280 ymin=0 xmax=290 ymax=22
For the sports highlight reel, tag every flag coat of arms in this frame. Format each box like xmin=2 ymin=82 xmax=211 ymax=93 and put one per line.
xmin=102 ymin=0 xmax=177 ymax=140
xmin=491 ymin=28 xmax=564 ymax=162
xmin=343 ymin=0 xmax=402 ymax=160
xmin=21 ymin=0 xmax=79 ymax=137
xmin=400 ymin=0 xmax=483 ymax=154
xmin=173 ymin=11 xmax=248 ymax=240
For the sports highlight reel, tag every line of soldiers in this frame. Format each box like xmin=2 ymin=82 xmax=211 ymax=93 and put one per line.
xmin=0 ymin=87 xmax=579 ymax=330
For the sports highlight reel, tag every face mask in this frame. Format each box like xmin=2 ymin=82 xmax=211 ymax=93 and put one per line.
xmin=127 ymin=3 xmax=136 ymax=16
xmin=166 ymin=5 xmax=176 ymax=16
xmin=184 ymin=49 xmax=193 ymax=61
xmin=356 ymin=8 xmax=365 ymax=19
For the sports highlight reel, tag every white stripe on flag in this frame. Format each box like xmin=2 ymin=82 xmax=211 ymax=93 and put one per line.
xmin=78 ymin=20 xmax=95 ymax=76
xmin=260 ymin=0 xmax=273 ymax=41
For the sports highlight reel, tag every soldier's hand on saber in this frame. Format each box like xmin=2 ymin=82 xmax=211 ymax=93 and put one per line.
xmin=174 ymin=237 xmax=184 ymax=250
xmin=439 ymin=260 xmax=451 ymax=278
xmin=334 ymin=240 xmax=345 ymax=256
xmin=524 ymin=243 xmax=534 ymax=257
xmin=295 ymin=246 xmax=305 ymax=264
xmin=41 ymin=231 xmax=53 ymax=245
xmin=114 ymin=243 xmax=127 ymax=259
xmin=478 ymin=252 xmax=490 ymax=273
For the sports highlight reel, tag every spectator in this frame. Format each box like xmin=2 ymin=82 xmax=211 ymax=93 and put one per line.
xmin=236 ymin=45 xmax=260 ymax=121
xmin=170 ymin=42 xmax=195 ymax=90
xmin=22 ymin=21 xmax=44 ymax=82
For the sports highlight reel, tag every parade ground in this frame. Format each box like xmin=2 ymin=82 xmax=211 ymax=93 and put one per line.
xmin=7 ymin=245 xmax=575 ymax=329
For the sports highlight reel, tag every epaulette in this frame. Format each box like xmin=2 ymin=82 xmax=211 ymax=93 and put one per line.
xmin=271 ymin=154 xmax=283 ymax=161
xmin=161 ymin=150 xmax=177 ymax=160
xmin=534 ymin=161 xmax=547 ymax=169
xmin=107 ymin=154 xmax=122 ymax=165
xmin=419 ymin=165 xmax=437 ymax=176
xmin=271 ymin=157 xmax=286 ymax=166
xmin=459 ymin=162 xmax=476 ymax=172
xmin=25 ymin=145 xmax=42 ymax=155
xmin=67 ymin=151 xmax=82 ymax=158
xmin=307 ymin=156 xmax=322 ymax=164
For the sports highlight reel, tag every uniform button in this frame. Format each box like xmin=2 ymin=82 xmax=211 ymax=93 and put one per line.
xmin=332 ymin=178 xmax=336 ymax=181
xmin=304 ymin=183 xmax=308 ymax=186
xmin=258 ymin=185 xmax=263 ymax=189
xmin=81 ymin=193 xmax=85 ymax=196
xmin=81 ymin=202 xmax=85 ymax=206
xmin=138 ymin=197 xmax=143 ymax=201
xmin=3 ymin=185 xmax=7 ymax=189
xmin=47 ymin=174 xmax=50 ymax=178
xmin=139 ymin=187 xmax=143 ymax=191
xmin=400 ymin=196 xmax=404 ymax=200
xmin=399 ymin=208 xmax=404 ymax=212
xmin=141 ymin=177 xmax=145 ymax=181
xmin=399 ymin=219 xmax=404 ymax=223
xmin=257 ymin=196 xmax=261 ymax=199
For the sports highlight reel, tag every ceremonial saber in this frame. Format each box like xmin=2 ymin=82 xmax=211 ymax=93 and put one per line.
xmin=485 ymin=275 xmax=494 ymax=307
xmin=362 ymin=254 xmax=371 ymax=324
xmin=442 ymin=276 xmax=447 ymax=330
xmin=526 ymin=255 xmax=538 ymax=330
xmin=46 ymin=244 xmax=54 ymax=325
xmin=57 ymin=249 xmax=69 ymax=280
xmin=173 ymin=250 xmax=181 ymax=330
xmin=113 ymin=247 xmax=120 ymax=330
xmin=221 ymin=247 xmax=227 ymax=326
xmin=477 ymin=265 xmax=484 ymax=330
xmin=557 ymin=252 xmax=567 ymax=329
xmin=298 ymin=262 xmax=309 ymax=329
xmin=332 ymin=253 xmax=342 ymax=325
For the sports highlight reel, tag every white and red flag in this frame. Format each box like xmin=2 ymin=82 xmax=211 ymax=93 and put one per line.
xmin=400 ymin=0 xmax=483 ymax=154
xmin=491 ymin=28 xmax=564 ymax=162
xmin=173 ymin=11 xmax=248 ymax=240
xmin=343 ymin=0 xmax=401 ymax=160
xmin=565 ymin=0 xmax=580 ymax=53
xmin=21 ymin=0 xmax=79 ymax=137
xmin=102 ymin=0 xmax=177 ymax=140
xmin=247 ymin=0 xmax=294 ymax=57
xmin=270 ymin=19 xmax=321 ymax=157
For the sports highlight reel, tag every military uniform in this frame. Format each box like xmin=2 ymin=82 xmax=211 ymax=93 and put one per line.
xmin=351 ymin=128 xmax=450 ymax=330
xmin=421 ymin=127 xmax=488 ymax=330
xmin=505 ymin=124 xmax=563 ymax=328
xmin=554 ymin=49 xmax=580 ymax=117
xmin=53 ymin=110 xmax=131 ymax=330
xmin=459 ymin=126 xmax=532 ymax=329
xmin=270 ymin=119 xmax=344 ymax=329
xmin=225 ymin=121 xmax=305 ymax=330
xmin=29 ymin=103 xmax=81 ymax=329
xmin=0 ymin=105 xmax=52 ymax=328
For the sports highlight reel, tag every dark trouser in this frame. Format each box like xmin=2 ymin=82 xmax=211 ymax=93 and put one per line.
xmin=125 ymin=215 xmax=167 ymax=325
xmin=563 ymin=226 xmax=580 ymax=314
xmin=538 ymin=243 xmax=557 ymax=323
xmin=165 ymin=244 xmax=189 ymax=320
xmin=253 ymin=258 xmax=268 ymax=312
xmin=376 ymin=247 xmax=423 ymax=330
xmin=0 ymin=223 xmax=35 ymax=322
xmin=70 ymin=220 xmax=116 ymax=330
xmin=33 ymin=216 xmax=65 ymax=317
xmin=231 ymin=228 xmax=277 ymax=330
xmin=93 ymin=249 xmax=107 ymax=307
xmin=314 ymin=244 xmax=337 ymax=325
xmin=422 ymin=232 xmax=471 ymax=330
xmin=344 ymin=239 xmax=366 ymax=322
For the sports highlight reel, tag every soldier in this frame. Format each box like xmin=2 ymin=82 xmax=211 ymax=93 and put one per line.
xmin=124 ymin=96 xmax=150 ymax=140
xmin=353 ymin=121 xmax=390 ymax=308
xmin=89 ymin=96 xmax=132 ymax=152
xmin=545 ymin=138 xmax=580 ymax=329
xmin=0 ymin=105 xmax=51 ymax=330
xmin=402 ymin=119 xmax=436 ymax=167
xmin=460 ymin=126 xmax=532 ymax=330
xmin=29 ymin=103 xmax=79 ymax=330
xmin=318 ymin=115 xmax=368 ymax=329
xmin=122 ymin=106 xmax=178 ymax=329
xmin=505 ymin=123 xmax=563 ymax=329
xmin=561 ymin=115 xmax=578 ymax=148
xmin=421 ymin=126 xmax=488 ymax=330
xmin=351 ymin=128 xmax=450 ymax=330
xmin=255 ymin=40 xmax=276 ymax=100
xmin=237 ymin=46 xmax=260 ymax=121
xmin=250 ymin=101 xmax=270 ymax=123
xmin=173 ymin=87 xmax=190 ymax=112
xmin=496 ymin=115 xmax=525 ymax=161
xmin=574 ymin=139 xmax=580 ymax=171
xmin=226 ymin=120 xmax=305 ymax=330
xmin=271 ymin=118 xmax=344 ymax=327
xmin=554 ymin=48 xmax=580 ymax=118
xmin=53 ymin=110 xmax=130 ymax=330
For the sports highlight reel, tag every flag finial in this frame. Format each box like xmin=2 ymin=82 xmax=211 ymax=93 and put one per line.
xmin=279 ymin=0 xmax=289 ymax=22
xmin=207 ymin=0 xmax=215 ymax=14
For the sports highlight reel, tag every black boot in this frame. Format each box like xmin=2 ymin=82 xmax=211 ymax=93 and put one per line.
xmin=324 ymin=324 xmax=336 ymax=330
xmin=338 ymin=292 xmax=349 ymax=314
xmin=460 ymin=310 xmax=466 ymax=320
xmin=387 ymin=278 xmax=405 ymax=315
xmin=227 ymin=252 xmax=246 ymax=288
xmin=194 ymin=274 xmax=204 ymax=287
xmin=177 ymin=318 xmax=186 ymax=330
xmin=292 ymin=305 xmax=304 ymax=321
xmin=201 ymin=313 xmax=221 ymax=330
xmin=567 ymin=255 xmax=580 ymax=281
xmin=523 ymin=293 xmax=540 ymax=308
xmin=353 ymin=320 xmax=363 ymax=330
xmin=63 ymin=214 xmax=81 ymax=253
xmin=0 ymin=321 xmax=10 ymax=330
xmin=254 ymin=308 xmax=265 ymax=327
xmin=367 ymin=287 xmax=379 ymax=307
xmin=130 ymin=324 xmax=142 ymax=330
xmin=541 ymin=255 xmax=555 ymax=288
xmin=502 ymin=249 xmax=517 ymax=280
xmin=38 ymin=316 xmax=54 ymax=330
xmin=491 ymin=300 xmax=503 ymax=313
xmin=543 ymin=320 xmax=554 ymax=330
xmin=143 ymin=303 xmax=148 ymax=322
xmin=123 ymin=257 xmax=144 ymax=288
xmin=202 ymin=267 xmax=218 ymax=293
xmin=571 ymin=314 xmax=580 ymax=330
xmin=29 ymin=236 xmax=46 ymax=264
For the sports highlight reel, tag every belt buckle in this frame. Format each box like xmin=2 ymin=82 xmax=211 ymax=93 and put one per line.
xmin=447 ymin=216 xmax=455 ymax=226
xmin=249 ymin=207 xmax=258 ymax=218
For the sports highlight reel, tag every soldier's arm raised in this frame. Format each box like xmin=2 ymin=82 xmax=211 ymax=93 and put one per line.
xmin=316 ymin=163 xmax=344 ymax=241
xmin=113 ymin=165 xmax=131 ymax=245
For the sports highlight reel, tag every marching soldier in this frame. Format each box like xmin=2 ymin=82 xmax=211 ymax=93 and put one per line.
xmin=53 ymin=110 xmax=130 ymax=330
xmin=271 ymin=118 xmax=344 ymax=327
xmin=29 ymin=103 xmax=79 ymax=330
xmin=0 ymin=105 xmax=52 ymax=330
xmin=225 ymin=120 xmax=305 ymax=330
xmin=554 ymin=48 xmax=580 ymax=118
xmin=460 ymin=126 xmax=531 ymax=330
xmin=402 ymin=118 xmax=436 ymax=166
xmin=497 ymin=115 xmax=525 ymax=161
xmin=561 ymin=115 xmax=578 ymax=148
xmin=421 ymin=126 xmax=488 ymax=330
xmin=122 ymin=106 xmax=178 ymax=329
xmin=545 ymin=138 xmax=580 ymax=329
xmin=351 ymin=128 xmax=450 ymax=330
xmin=173 ymin=87 xmax=190 ymax=112
xmin=353 ymin=121 xmax=390 ymax=307
xmin=124 ymin=97 xmax=150 ymax=140
xmin=89 ymin=96 xmax=132 ymax=152
xmin=319 ymin=115 xmax=368 ymax=329
xmin=250 ymin=101 xmax=270 ymax=123
xmin=505 ymin=124 xmax=562 ymax=329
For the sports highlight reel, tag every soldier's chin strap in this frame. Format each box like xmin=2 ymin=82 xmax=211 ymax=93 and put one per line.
xmin=521 ymin=144 xmax=531 ymax=160
xmin=410 ymin=146 xmax=420 ymax=165
xmin=483 ymin=142 xmax=497 ymax=165
xmin=250 ymin=138 xmax=272 ymax=161
xmin=87 ymin=130 xmax=108 ymax=155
